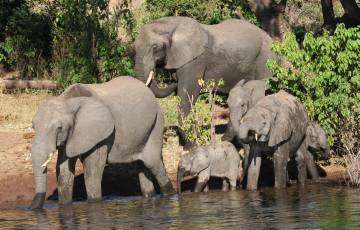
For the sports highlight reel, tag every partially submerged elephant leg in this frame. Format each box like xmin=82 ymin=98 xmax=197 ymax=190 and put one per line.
xmin=81 ymin=145 xmax=107 ymax=202
xmin=138 ymin=172 xmax=156 ymax=198
xmin=295 ymin=142 xmax=308 ymax=186
xmin=273 ymin=145 xmax=289 ymax=188
xmin=305 ymin=151 xmax=320 ymax=182
xmin=246 ymin=157 xmax=261 ymax=190
xmin=141 ymin=111 xmax=175 ymax=196
xmin=56 ymin=148 xmax=76 ymax=205
xmin=222 ymin=179 xmax=230 ymax=191
xmin=194 ymin=169 xmax=210 ymax=192
xmin=246 ymin=142 xmax=262 ymax=190
xmin=203 ymin=184 xmax=209 ymax=192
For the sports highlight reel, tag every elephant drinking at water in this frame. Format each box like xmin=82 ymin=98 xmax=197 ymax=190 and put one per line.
xmin=237 ymin=91 xmax=309 ymax=190
xmin=29 ymin=76 xmax=174 ymax=210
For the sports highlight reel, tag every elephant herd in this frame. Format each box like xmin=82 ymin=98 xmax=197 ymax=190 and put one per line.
xmin=28 ymin=16 xmax=329 ymax=210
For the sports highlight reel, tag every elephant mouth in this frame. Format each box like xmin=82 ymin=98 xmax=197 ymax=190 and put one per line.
xmin=250 ymin=131 xmax=268 ymax=143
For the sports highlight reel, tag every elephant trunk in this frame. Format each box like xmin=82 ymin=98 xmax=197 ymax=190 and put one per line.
xmin=229 ymin=112 xmax=240 ymax=134
xmin=177 ymin=167 xmax=185 ymax=194
xmin=29 ymin=137 xmax=55 ymax=210
xmin=135 ymin=60 xmax=177 ymax=98
xmin=238 ymin=125 xmax=253 ymax=144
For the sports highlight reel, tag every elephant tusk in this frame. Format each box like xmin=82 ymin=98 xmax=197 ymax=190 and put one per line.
xmin=41 ymin=152 xmax=54 ymax=168
xmin=240 ymin=117 xmax=244 ymax=124
xmin=255 ymin=133 xmax=259 ymax=141
xmin=145 ymin=70 xmax=155 ymax=86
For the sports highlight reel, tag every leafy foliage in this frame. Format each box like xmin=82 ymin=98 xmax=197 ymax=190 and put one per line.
xmin=0 ymin=0 xmax=52 ymax=78
xmin=268 ymin=24 xmax=360 ymax=151
xmin=51 ymin=0 xmax=134 ymax=87
xmin=178 ymin=79 xmax=224 ymax=145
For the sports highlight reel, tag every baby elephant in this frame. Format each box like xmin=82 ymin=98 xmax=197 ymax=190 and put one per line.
xmin=305 ymin=122 xmax=330 ymax=182
xmin=177 ymin=142 xmax=241 ymax=193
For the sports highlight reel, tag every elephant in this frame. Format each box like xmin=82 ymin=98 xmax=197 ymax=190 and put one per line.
xmin=177 ymin=141 xmax=241 ymax=193
xmin=237 ymin=90 xmax=309 ymax=190
xmin=223 ymin=79 xmax=267 ymax=142
xmin=303 ymin=121 xmax=330 ymax=182
xmin=29 ymin=76 xmax=174 ymax=210
xmin=134 ymin=16 xmax=278 ymax=117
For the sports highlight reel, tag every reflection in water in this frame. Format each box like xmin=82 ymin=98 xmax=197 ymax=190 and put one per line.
xmin=0 ymin=185 xmax=359 ymax=229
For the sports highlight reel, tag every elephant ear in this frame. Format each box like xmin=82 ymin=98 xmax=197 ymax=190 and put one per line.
xmin=65 ymin=97 xmax=114 ymax=157
xmin=165 ymin=21 xmax=208 ymax=69
xmin=190 ymin=148 xmax=210 ymax=175
xmin=268 ymin=112 xmax=292 ymax=147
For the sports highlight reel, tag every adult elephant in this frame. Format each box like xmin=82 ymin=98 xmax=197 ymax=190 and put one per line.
xmin=29 ymin=77 xmax=174 ymax=210
xmin=134 ymin=16 xmax=277 ymax=116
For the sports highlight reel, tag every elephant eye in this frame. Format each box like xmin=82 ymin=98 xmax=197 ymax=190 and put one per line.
xmin=152 ymin=44 xmax=159 ymax=50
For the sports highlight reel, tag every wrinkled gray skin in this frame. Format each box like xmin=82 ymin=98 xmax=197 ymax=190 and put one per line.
xmin=237 ymin=91 xmax=309 ymax=190
xmin=304 ymin=122 xmax=330 ymax=182
xmin=29 ymin=77 xmax=174 ymax=210
xmin=177 ymin=142 xmax=240 ymax=193
xmin=135 ymin=16 xmax=277 ymax=117
xmin=223 ymin=79 xmax=267 ymax=142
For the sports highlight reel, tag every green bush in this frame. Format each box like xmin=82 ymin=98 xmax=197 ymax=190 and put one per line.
xmin=51 ymin=0 xmax=134 ymax=87
xmin=268 ymin=24 xmax=360 ymax=151
xmin=129 ymin=0 xmax=258 ymax=37
xmin=0 ymin=0 xmax=52 ymax=78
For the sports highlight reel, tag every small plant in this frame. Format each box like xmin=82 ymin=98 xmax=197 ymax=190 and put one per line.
xmin=343 ymin=147 xmax=360 ymax=187
xmin=178 ymin=79 xmax=224 ymax=146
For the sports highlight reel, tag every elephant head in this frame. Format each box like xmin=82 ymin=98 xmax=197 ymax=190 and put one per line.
xmin=238 ymin=106 xmax=291 ymax=147
xmin=29 ymin=85 xmax=114 ymax=209
xmin=134 ymin=17 xmax=208 ymax=97
xmin=177 ymin=147 xmax=210 ymax=194
xmin=306 ymin=122 xmax=330 ymax=160
xmin=227 ymin=80 xmax=253 ymax=133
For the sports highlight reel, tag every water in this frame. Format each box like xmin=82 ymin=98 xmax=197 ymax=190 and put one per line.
xmin=0 ymin=185 xmax=359 ymax=229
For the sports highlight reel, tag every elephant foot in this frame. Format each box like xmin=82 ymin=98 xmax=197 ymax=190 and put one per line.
xmin=160 ymin=182 xmax=176 ymax=196
xmin=28 ymin=193 xmax=46 ymax=210
xmin=87 ymin=197 xmax=102 ymax=203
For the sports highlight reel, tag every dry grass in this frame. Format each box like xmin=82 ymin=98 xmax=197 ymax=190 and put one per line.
xmin=0 ymin=90 xmax=50 ymax=131
xmin=343 ymin=148 xmax=360 ymax=187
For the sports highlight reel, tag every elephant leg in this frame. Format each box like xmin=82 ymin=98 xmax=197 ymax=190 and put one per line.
xmin=203 ymin=184 xmax=210 ymax=192
xmin=222 ymin=179 xmax=229 ymax=191
xmin=229 ymin=176 xmax=237 ymax=191
xmin=305 ymin=151 xmax=320 ymax=182
xmin=176 ymin=63 xmax=203 ymax=118
xmin=56 ymin=149 xmax=76 ymax=205
xmin=246 ymin=142 xmax=262 ymax=190
xmin=141 ymin=110 xmax=175 ymax=196
xmin=138 ymin=172 xmax=156 ymax=198
xmin=295 ymin=143 xmax=307 ymax=186
xmin=246 ymin=157 xmax=261 ymax=190
xmin=176 ymin=63 xmax=204 ymax=150
xmin=81 ymin=145 xmax=107 ymax=202
xmin=194 ymin=169 xmax=210 ymax=192
xmin=273 ymin=145 xmax=289 ymax=188
xmin=243 ymin=144 xmax=250 ymax=172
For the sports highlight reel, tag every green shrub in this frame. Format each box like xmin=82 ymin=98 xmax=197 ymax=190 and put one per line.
xmin=0 ymin=0 xmax=52 ymax=78
xmin=51 ymin=0 xmax=134 ymax=87
xmin=129 ymin=0 xmax=258 ymax=37
xmin=178 ymin=79 xmax=224 ymax=146
xmin=268 ymin=24 xmax=360 ymax=151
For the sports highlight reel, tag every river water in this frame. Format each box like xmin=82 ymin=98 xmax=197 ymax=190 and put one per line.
xmin=0 ymin=184 xmax=359 ymax=229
